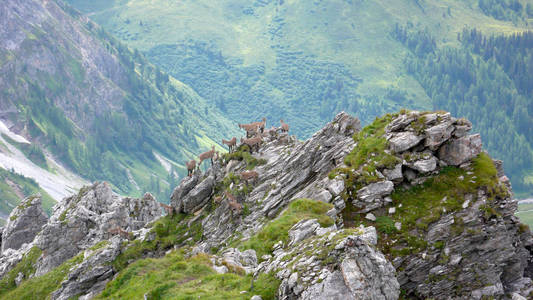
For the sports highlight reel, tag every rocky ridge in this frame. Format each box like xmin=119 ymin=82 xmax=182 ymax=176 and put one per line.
xmin=0 ymin=111 xmax=532 ymax=299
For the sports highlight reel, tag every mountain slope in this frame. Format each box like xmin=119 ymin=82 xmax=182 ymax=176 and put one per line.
xmin=0 ymin=0 xmax=238 ymax=219
xmin=64 ymin=0 xmax=533 ymax=196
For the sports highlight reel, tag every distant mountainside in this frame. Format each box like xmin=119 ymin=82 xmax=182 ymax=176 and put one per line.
xmin=64 ymin=0 xmax=533 ymax=196
xmin=0 ymin=0 xmax=238 ymax=220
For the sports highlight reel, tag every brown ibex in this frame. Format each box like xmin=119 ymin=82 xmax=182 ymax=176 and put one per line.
xmin=225 ymin=191 xmax=242 ymax=215
xmin=280 ymin=119 xmax=289 ymax=133
xmin=239 ymin=123 xmax=259 ymax=138
xmin=198 ymin=146 xmax=216 ymax=167
xmin=186 ymin=159 xmax=196 ymax=177
xmin=251 ymin=117 xmax=267 ymax=133
xmin=222 ymin=137 xmax=237 ymax=152
xmin=240 ymin=136 xmax=262 ymax=153
xmin=240 ymin=170 xmax=259 ymax=185
xmin=159 ymin=202 xmax=174 ymax=216
xmin=108 ymin=226 xmax=130 ymax=239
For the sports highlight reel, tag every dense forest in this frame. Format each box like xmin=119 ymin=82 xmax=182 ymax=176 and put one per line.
xmin=393 ymin=24 xmax=533 ymax=194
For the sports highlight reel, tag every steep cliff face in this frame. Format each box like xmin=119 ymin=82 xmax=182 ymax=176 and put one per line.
xmin=0 ymin=0 xmax=237 ymax=216
xmin=0 ymin=111 xmax=532 ymax=299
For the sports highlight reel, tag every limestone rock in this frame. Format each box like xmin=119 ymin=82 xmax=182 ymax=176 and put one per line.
xmin=389 ymin=131 xmax=424 ymax=153
xmin=411 ymin=156 xmax=438 ymax=173
xmin=1 ymin=195 xmax=48 ymax=253
xmin=438 ymin=134 xmax=482 ymax=166
xmin=288 ymin=219 xmax=321 ymax=247
xmin=424 ymin=121 xmax=454 ymax=150
xmin=383 ymin=164 xmax=403 ymax=182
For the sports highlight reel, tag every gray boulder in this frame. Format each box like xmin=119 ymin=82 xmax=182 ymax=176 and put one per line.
xmin=411 ymin=156 xmax=438 ymax=173
xmin=438 ymin=134 xmax=482 ymax=166
xmin=173 ymin=175 xmax=215 ymax=214
xmin=383 ymin=164 xmax=403 ymax=182
xmin=389 ymin=131 xmax=424 ymax=153
xmin=1 ymin=195 xmax=48 ymax=253
xmin=288 ymin=219 xmax=321 ymax=247
xmin=424 ymin=121 xmax=454 ymax=150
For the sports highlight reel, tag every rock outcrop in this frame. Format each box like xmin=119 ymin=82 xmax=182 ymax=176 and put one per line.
xmin=1 ymin=195 xmax=48 ymax=253
xmin=0 ymin=182 xmax=162 ymax=298
xmin=340 ymin=110 xmax=533 ymax=299
xmin=259 ymin=225 xmax=400 ymax=300
xmin=34 ymin=183 xmax=161 ymax=275
xmin=2 ymin=110 xmax=533 ymax=300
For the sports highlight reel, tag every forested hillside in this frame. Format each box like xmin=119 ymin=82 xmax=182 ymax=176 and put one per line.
xmin=64 ymin=0 xmax=533 ymax=196
xmin=0 ymin=0 xmax=237 ymax=219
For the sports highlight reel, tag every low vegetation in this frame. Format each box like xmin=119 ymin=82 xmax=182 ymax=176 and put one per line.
xmin=97 ymin=250 xmax=280 ymax=300
xmin=112 ymin=213 xmax=203 ymax=271
xmin=237 ymin=198 xmax=334 ymax=258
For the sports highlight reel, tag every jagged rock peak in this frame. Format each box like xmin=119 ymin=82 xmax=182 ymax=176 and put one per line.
xmin=1 ymin=195 xmax=48 ymax=253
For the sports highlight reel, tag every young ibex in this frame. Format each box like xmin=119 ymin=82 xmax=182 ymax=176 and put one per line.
xmin=222 ymin=137 xmax=237 ymax=152
xmin=240 ymin=136 xmax=262 ymax=153
xmin=186 ymin=159 xmax=196 ymax=177
xmin=225 ymin=191 xmax=242 ymax=215
xmin=108 ymin=226 xmax=130 ymax=239
xmin=240 ymin=170 xmax=259 ymax=184
xmin=280 ymin=119 xmax=289 ymax=133
xmin=159 ymin=202 xmax=174 ymax=216
xmin=198 ymin=146 xmax=216 ymax=166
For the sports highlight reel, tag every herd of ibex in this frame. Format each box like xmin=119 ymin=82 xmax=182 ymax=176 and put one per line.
xmin=185 ymin=117 xmax=289 ymax=175
xmin=180 ymin=117 xmax=290 ymax=217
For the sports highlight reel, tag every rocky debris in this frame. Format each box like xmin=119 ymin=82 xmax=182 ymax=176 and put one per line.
xmin=1 ymin=195 xmax=48 ymax=253
xmin=383 ymin=164 xmax=403 ymax=182
xmin=257 ymin=225 xmax=399 ymax=300
xmin=51 ymin=237 xmax=122 ymax=300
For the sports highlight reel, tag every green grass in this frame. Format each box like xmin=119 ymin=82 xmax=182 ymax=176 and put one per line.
xmin=237 ymin=198 xmax=334 ymax=258
xmin=1 ymin=252 xmax=84 ymax=299
xmin=0 ymin=247 xmax=42 ymax=295
xmin=97 ymin=251 xmax=280 ymax=300
xmin=223 ymin=147 xmax=267 ymax=170
xmin=112 ymin=213 xmax=203 ymax=272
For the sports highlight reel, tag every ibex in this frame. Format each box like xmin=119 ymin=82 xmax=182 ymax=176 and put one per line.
xmin=198 ymin=146 xmax=216 ymax=166
xmin=108 ymin=226 xmax=130 ymax=239
xmin=186 ymin=160 xmax=196 ymax=177
xmin=239 ymin=123 xmax=259 ymax=138
xmin=280 ymin=119 xmax=289 ymax=133
xmin=225 ymin=191 xmax=242 ymax=215
xmin=240 ymin=136 xmax=262 ymax=153
xmin=222 ymin=137 xmax=237 ymax=152
xmin=159 ymin=202 xmax=174 ymax=216
xmin=251 ymin=117 xmax=267 ymax=133
xmin=240 ymin=170 xmax=259 ymax=184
